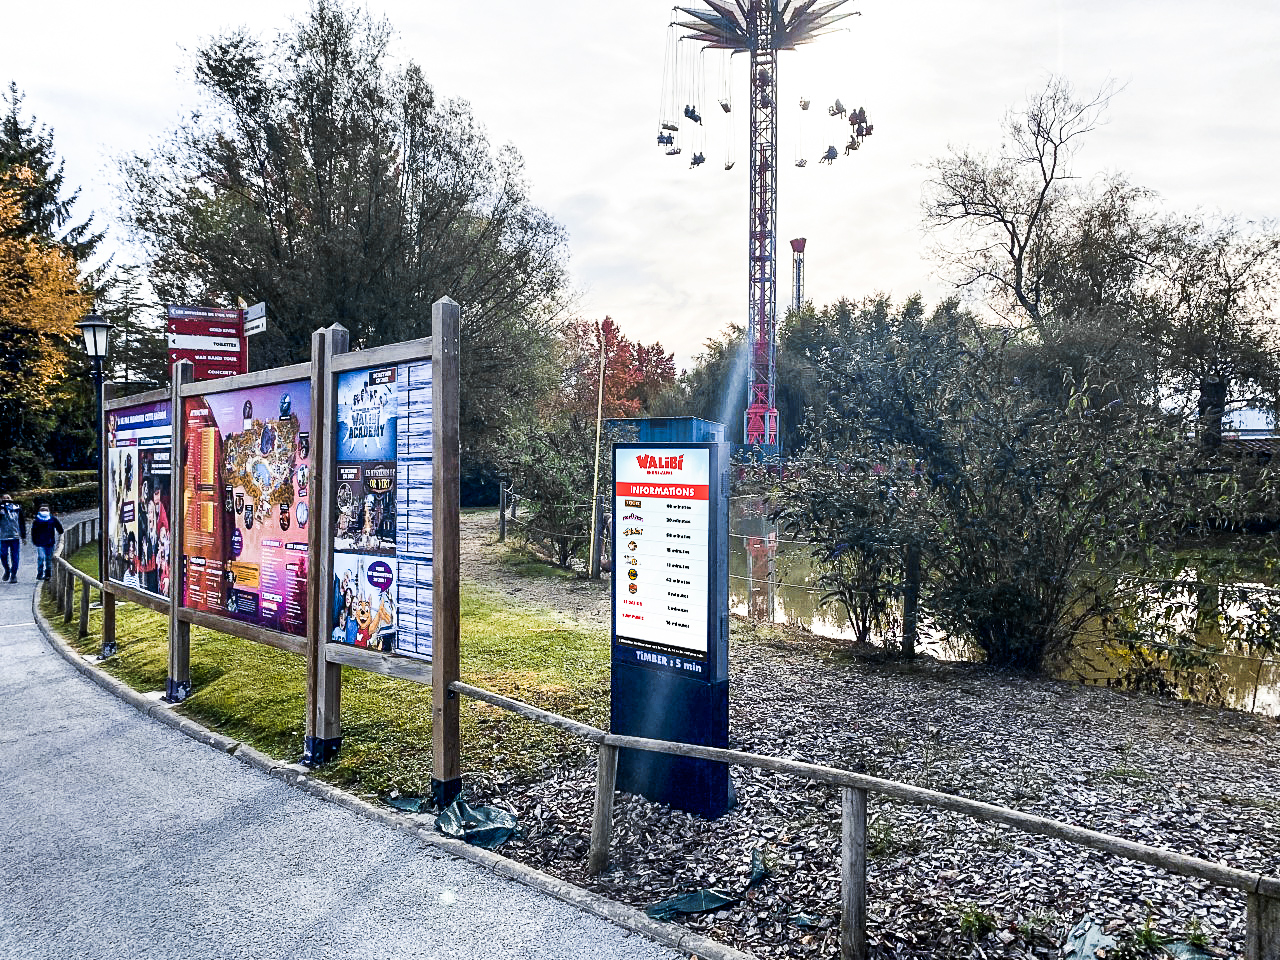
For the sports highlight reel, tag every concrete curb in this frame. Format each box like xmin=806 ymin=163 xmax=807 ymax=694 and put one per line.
xmin=30 ymin=586 xmax=755 ymax=960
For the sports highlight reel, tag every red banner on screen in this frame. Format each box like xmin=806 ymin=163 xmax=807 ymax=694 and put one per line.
xmin=614 ymin=482 xmax=709 ymax=501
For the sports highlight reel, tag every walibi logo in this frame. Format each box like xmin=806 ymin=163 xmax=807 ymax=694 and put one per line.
xmin=636 ymin=454 xmax=684 ymax=471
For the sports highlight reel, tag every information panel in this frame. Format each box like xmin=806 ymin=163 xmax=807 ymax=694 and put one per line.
xmin=105 ymin=400 xmax=173 ymax=598
xmin=331 ymin=359 xmax=434 ymax=660
xmin=613 ymin=445 xmax=712 ymax=672
xmin=180 ymin=381 xmax=312 ymax=635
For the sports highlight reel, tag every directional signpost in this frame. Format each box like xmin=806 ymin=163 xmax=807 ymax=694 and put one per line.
xmin=166 ymin=305 xmax=247 ymax=381
xmin=244 ymin=301 xmax=268 ymax=336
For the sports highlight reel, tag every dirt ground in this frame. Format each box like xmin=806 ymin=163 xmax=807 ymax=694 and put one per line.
xmin=459 ymin=510 xmax=1279 ymax=960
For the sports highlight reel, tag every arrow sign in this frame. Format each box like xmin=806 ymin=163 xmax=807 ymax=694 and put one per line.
xmin=245 ymin=301 xmax=268 ymax=335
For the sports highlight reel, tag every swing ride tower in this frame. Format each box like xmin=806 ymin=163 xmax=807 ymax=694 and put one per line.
xmin=673 ymin=1 xmax=855 ymax=450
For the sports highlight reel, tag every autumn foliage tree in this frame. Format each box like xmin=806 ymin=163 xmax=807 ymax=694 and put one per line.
xmin=505 ymin=317 xmax=675 ymax=568
xmin=0 ymin=176 xmax=90 ymax=485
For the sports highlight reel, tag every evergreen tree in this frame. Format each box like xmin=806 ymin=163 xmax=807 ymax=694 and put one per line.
xmin=0 ymin=83 xmax=102 ymax=259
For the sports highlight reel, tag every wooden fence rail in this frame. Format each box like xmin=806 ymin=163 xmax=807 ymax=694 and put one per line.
xmin=448 ymin=681 xmax=1280 ymax=960
xmin=43 ymin=523 xmax=1280 ymax=960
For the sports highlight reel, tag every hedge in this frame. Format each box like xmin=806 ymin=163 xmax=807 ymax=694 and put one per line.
xmin=10 ymin=483 xmax=100 ymax=518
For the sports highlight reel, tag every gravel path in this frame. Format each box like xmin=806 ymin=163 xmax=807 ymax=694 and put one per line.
xmin=0 ymin=532 xmax=681 ymax=960
xmin=464 ymin=512 xmax=1280 ymax=959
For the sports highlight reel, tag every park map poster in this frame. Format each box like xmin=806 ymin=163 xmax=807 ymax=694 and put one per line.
xmin=181 ymin=382 xmax=312 ymax=635
xmin=332 ymin=360 xmax=433 ymax=660
xmin=105 ymin=400 xmax=173 ymax=599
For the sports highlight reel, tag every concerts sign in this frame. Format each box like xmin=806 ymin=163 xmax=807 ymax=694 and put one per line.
xmin=167 ymin=305 xmax=247 ymax=381
xmin=612 ymin=443 xmax=715 ymax=676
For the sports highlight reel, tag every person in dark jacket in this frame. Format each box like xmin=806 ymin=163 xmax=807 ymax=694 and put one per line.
xmin=0 ymin=493 xmax=26 ymax=583
xmin=30 ymin=501 xmax=64 ymax=581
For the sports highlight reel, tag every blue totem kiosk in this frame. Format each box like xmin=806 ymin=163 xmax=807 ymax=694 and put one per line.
xmin=610 ymin=417 xmax=732 ymax=818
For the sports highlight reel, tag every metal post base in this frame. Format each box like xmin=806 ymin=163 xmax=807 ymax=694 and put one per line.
xmin=301 ymin=736 xmax=342 ymax=767
xmin=431 ymin=777 xmax=463 ymax=810
xmin=163 ymin=678 xmax=192 ymax=703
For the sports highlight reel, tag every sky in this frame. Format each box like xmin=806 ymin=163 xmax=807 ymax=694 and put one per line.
xmin=4 ymin=0 xmax=1280 ymax=372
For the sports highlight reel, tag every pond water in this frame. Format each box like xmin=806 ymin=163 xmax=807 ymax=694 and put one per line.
xmin=728 ymin=498 xmax=1280 ymax=717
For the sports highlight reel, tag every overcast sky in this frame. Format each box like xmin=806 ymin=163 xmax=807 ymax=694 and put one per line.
xmin=4 ymin=0 xmax=1279 ymax=370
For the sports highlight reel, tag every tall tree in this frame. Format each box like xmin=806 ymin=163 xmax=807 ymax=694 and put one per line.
xmin=0 ymin=179 xmax=90 ymax=485
xmin=120 ymin=0 xmax=570 ymax=456
xmin=923 ymin=77 xmax=1280 ymax=425
xmin=1 ymin=83 xmax=102 ymax=260
xmin=766 ymin=294 xmax=1260 ymax=670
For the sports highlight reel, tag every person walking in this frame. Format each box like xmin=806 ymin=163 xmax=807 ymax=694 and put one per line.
xmin=30 ymin=501 xmax=64 ymax=581
xmin=0 ymin=493 xmax=26 ymax=583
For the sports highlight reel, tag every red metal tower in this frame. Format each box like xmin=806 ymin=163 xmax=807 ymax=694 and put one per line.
xmin=674 ymin=1 xmax=856 ymax=451
xmin=791 ymin=237 xmax=806 ymax=313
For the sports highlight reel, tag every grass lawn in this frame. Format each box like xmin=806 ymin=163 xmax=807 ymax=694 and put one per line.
xmin=50 ymin=544 xmax=608 ymax=801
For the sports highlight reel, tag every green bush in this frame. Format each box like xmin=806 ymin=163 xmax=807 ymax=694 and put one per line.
xmin=10 ymin=483 xmax=100 ymax=518
xmin=47 ymin=470 xmax=97 ymax=489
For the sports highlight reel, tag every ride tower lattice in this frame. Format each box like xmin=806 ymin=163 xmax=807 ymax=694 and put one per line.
xmin=673 ymin=1 xmax=856 ymax=452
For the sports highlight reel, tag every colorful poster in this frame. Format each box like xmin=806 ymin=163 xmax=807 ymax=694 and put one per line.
xmin=181 ymin=381 xmax=311 ymax=635
xmin=332 ymin=360 xmax=433 ymax=660
xmin=105 ymin=400 xmax=173 ymax=598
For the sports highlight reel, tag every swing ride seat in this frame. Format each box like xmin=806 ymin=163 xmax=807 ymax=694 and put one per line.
xmin=662 ymin=122 xmax=678 ymax=132
xmin=724 ymin=161 xmax=735 ymax=170
xmin=795 ymin=158 xmax=807 ymax=168
xmin=691 ymin=152 xmax=706 ymax=167
xmin=719 ymin=100 xmax=731 ymax=113
xmin=820 ymin=146 xmax=838 ymax=163
xmin=799 ymin=98 xmax=810 ymax=110
xmin=666 ymin=147 xmax=683 ymax=156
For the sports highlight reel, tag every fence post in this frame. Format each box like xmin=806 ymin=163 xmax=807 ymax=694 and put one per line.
xmin=902 ymin=544 xmax=919 ymax=660
xmin=1247 ymin=892 xmax=1280 ymax=960
xmin=78 ymin=579 xmax=90 ymax=639
xmin=304 ymin=324 xmax=346 ymax=766
xmin=588 ymin=742 xmax=619 ymax=876
xmin=840 ymin=785 xmax=868 ymax=960
xmin=167 ymin=361 xmax=193 ymax=701
xmin=431 ymin=297 xmax=463 ymax=806
xmin=101 ymin=590 xmax=116 ymax=657
xmin=498 ymin=481 xmax=507 ymax=542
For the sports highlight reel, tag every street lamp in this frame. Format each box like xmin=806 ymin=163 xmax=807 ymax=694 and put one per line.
xmin=76 ymin=313 xmax=113 ymax=657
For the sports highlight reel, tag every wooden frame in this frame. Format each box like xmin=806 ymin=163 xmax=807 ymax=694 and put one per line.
xmin=307 ymin=301 xmax=460 ymax=796
xmin=170 ymin=359 xmax=315 ymax=675
xmin=91 ymin=305 xmax=461 ymax=783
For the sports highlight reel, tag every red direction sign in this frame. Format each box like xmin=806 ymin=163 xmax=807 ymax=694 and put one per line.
xmin=166 ymin=304 xmax=247 ymax=381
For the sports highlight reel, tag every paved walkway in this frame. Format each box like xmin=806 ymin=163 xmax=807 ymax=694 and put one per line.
xmin=0 ymin=533 xmax=683 ymax=960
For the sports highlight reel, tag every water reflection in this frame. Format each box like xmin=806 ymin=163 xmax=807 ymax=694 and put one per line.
xmin=728 ymin=498 xmax=1280 ymax=717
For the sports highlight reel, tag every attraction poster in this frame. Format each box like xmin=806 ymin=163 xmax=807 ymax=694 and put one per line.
xmin=181 ymin=381 xmax=311 ymax=635
xmin=332 ymin=359 xmax=433 ymax=660
xmin=331 ymin=552 xmax=397 ymax=652
xmin=105 ymin=400 xmax=172 ymax=598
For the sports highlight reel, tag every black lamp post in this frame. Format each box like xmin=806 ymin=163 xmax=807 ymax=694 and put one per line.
xmin=76 ymin=313 xmax=113 ymax=656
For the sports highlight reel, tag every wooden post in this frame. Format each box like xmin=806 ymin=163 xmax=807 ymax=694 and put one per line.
xmin=1247 ymin=892 xmax=1280 ymax=960
xmin=102 ymin=589 xmax=116 ymax=655
xmin=167 ymin=362 xmax=194 ymax=701
xmin=78 ymin=579 xmax=90 ymax=639
xmin=840 ymin=786 xmax=868 ymax=960
xmin=588 ymin=742 xmax=619 ymax=876
xmin=498 ymin=481 xmax=507 ymax=542
xmin=902 ymin=544 xmax=919 ymax=660
xmin=431 ymin=296 xmax=462 ymax=806
xmin=304 ymin=324 xmax=347 ymax=766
